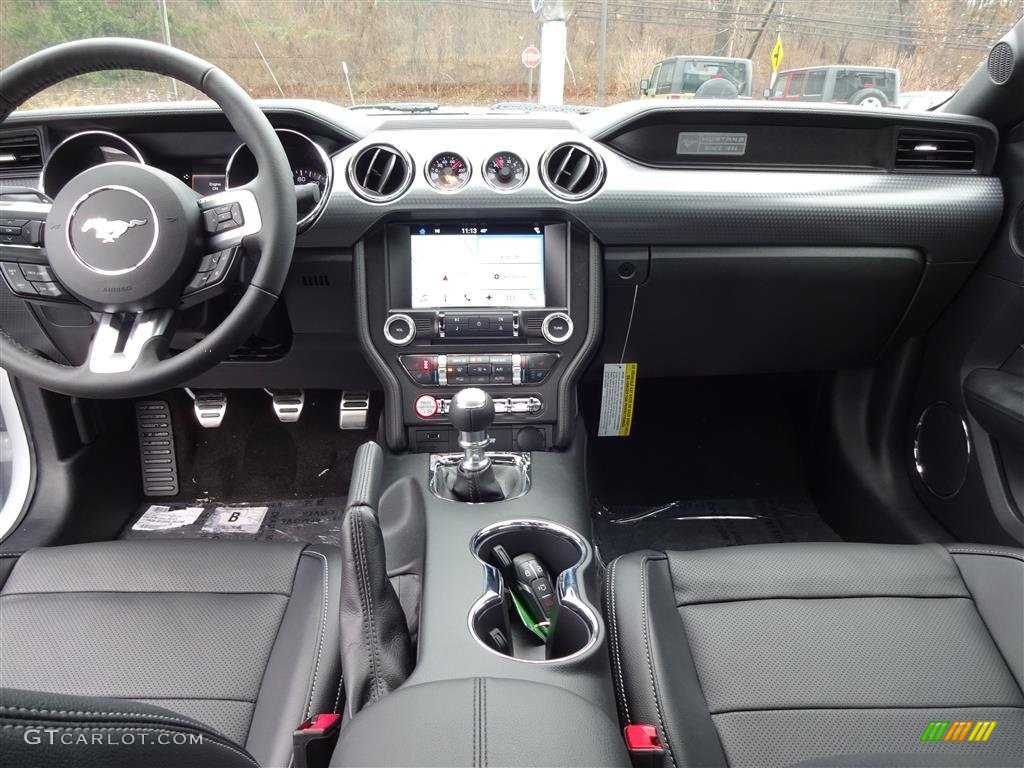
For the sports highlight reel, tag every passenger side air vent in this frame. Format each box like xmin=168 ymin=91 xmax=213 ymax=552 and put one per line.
xmin=0 ymin=132 xmax=43 ymax=174
xmin=348 ymin=144 xmax=413 ymax=202
xmin=895 ymin=133 xmax=977 ymax=172
xmin=541 ymin=143 xmax=604 ymax=200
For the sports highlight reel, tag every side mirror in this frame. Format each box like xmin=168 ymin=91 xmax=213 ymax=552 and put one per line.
xmin=763 ymin=88 xmax=771 ymax=99
xmin=640 ymin=78 xmax=650 ymax=93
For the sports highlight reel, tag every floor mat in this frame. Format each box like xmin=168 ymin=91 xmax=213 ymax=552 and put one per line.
xmin=151 ymin=389 xmax=376 ymax=503
xmin=593 ymin=498 xmax=840 ymax=562
xmin=121 ymin=497 xmax=347 ymax=545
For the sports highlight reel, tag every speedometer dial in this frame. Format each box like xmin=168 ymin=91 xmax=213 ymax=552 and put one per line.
xmin=484 ymin=151 xmax=527 ymax=190
xmin=226 ymin=129 xmax=332 ymax=229
xmin=426 ymin=152 xmax=470 ymax=191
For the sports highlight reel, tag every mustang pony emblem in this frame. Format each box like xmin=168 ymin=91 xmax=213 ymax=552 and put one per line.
xmin=80 ymin=217 xmax=148 ymax=243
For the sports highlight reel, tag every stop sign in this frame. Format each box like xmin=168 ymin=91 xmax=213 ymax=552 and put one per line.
xmin=521 ymin=46 xmax=541 ymax=69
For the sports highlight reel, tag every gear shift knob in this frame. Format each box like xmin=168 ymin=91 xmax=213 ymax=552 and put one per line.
xmin=450 ymin=388 xmax=495 ymax=472
xmin=449 ymin=387 xmax=495 ymax=435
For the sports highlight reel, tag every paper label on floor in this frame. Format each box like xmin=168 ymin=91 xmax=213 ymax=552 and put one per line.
xmin=598 ymin=363 xmax=637 ymax=436
xmin=202 ymin=506 xmax=268 ymax=534
xmin=132 ymin=505 xmax=203 ymax=531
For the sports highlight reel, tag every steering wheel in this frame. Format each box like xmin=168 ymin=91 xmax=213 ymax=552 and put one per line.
xmin=0 ymin=38 xmax=296 ymax=398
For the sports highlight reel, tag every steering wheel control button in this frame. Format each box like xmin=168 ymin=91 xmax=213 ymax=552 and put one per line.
xmin=197 ymin=250 xmax=227 ymax=272
xmin=18 ymin=263 xmax=53 ymax=282
xmin=383 ymin=313 xmax=415 ymax=346
xmin=1 ymin=262 xmax=34 ymax=294
xmin=540 ymin=312 xmax=573 ymax=344
xmin=32 ymin=281 xmax=64 ymax=298
xmin=415 ymin=394 xmax=439 ymax=419
xmin=203 ymin=202 xmax=244 ymax=234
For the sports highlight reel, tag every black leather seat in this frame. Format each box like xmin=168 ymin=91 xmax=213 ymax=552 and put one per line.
xmin=0 ymin=539 xmax=341 ymax=767
xmin=607 ymin=543 xmax=1024 ymax=768
xmin=0 ymin=443 xmax=412 ymax=768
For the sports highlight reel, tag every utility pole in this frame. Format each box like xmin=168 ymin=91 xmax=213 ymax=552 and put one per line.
xmin=596 ymin=0 xmax=608 ymax=106
xmin=746 ymin=0 xmax=778 ymax=60
xmin=159 ymin=0 xmax=178 ymax=100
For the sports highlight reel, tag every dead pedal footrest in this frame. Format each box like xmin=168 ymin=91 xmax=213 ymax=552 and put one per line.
xmin=135 ymin=400 xmax=179 ymax=497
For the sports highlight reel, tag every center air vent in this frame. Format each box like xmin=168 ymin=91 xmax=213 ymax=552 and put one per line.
xmin=895 ymin=133 xmax=977 ymax=172
xmin=541 ymin=143 xmax=603 ymax=200
xmin=0 ymin=132 xmax=43 ymax=175
xmin=348 ymin=144 xmax=413 ymax=202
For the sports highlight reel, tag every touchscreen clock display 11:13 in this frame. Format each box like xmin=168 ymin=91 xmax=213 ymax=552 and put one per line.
xmin=410 ymin=225 xmax=545 ymax=309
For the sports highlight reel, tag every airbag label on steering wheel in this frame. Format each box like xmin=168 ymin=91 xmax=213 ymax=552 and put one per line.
xmin=599 ymin=363 xmax=637 ymax=437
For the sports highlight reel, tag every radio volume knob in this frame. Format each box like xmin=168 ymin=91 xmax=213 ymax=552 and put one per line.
xmin=384 ymin=314 xmax=415 ymax=346
xmin=540 ymin=312 xmax=573 ymax=344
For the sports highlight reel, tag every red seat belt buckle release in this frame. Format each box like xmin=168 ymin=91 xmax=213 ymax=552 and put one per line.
xmin=624 ymin=724 xmax=664 ymax=768
xmin=293 ymin=713 xmax=342 ymax=768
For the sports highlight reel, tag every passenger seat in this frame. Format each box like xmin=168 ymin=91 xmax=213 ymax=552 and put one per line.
xmin=606 ymin=543 xmax=1023 ymax=767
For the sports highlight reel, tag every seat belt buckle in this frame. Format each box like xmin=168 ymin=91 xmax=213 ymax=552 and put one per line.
xmin=293 ymin=713 xmax=342 ymax=768
xmin=624 ymin=724 xmax=665 ymax=768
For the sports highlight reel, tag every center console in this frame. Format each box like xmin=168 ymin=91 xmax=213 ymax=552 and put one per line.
xmin=355 ymin=221 xmax=600 ymax=453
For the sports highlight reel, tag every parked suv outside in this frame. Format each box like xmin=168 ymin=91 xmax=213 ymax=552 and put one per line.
xmin=768 ymin=65 xmax=900 ymax=107
xmin=640 ymin=55 xmax=753 ymax=99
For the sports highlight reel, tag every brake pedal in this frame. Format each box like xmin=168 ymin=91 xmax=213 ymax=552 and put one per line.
xmin=190 ymin=389 xmax=227 ymax=429
xmin=266 ymin=388 xmax=304 ymax=423
xmin=135 ymin=400 xmax=179 ymax=496
xmin=339 ymin=391 xmax=370 ymax=430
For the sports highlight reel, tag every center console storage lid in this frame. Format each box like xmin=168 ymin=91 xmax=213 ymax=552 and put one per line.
xmin=330 ymin=677 xmax=629 ymax=768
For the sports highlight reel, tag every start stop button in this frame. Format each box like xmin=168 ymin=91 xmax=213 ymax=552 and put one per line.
xmin=414 ymin=394 xmax=438 ymax=418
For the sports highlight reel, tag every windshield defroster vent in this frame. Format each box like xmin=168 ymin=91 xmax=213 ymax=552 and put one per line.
xmin=348 ymin=144 xmax=413 ymax=202
xmin=541 ymin=143 xmax=604 ymax=200
xmin=895 ymin=133 xmax=977 ymax=173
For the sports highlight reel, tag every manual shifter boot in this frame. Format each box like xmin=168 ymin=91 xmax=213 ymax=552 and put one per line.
xmin=452 ymin=462 xmax=505 ymax=503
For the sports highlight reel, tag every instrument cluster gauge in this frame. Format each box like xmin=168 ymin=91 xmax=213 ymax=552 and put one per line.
xmin=426 ymin=152 xmax=470 ymax=191
xmin=484 ymin=151 xmax=528 ymax=191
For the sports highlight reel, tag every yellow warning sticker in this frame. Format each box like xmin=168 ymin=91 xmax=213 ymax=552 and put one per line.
xmin=598 ymin=363 xmax=637 ymax=437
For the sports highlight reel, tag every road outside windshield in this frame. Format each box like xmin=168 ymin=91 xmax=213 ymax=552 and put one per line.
xmin=0 ymin=0 xmax=1019 ymax=112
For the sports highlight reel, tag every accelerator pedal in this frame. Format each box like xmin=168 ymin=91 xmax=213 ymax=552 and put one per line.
xmin=339 ymin=391 xmax=370 ymax=430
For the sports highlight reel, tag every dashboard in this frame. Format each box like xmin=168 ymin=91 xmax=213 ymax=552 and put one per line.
xmin=0 ymin=99 xmax=1005 ymax=451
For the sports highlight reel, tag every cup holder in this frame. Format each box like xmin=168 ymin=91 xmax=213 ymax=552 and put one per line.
xmin=469 ymin=519 xmax=601 ymax=663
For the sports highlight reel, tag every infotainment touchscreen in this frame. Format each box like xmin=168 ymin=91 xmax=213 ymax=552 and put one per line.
xmin=410 ymin=225 xmax=545 ymax=308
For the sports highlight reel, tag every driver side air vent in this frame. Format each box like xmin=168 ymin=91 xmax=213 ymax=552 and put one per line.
xmin=348 ymin=144 xmax=413 ymax=202
xmin=0 ymin=131 xmax=43 ymax=174
xmin=541 ymin=143 xmax=604 ymax=200
xmin=894 ymin=133 xmax=977 ymax=173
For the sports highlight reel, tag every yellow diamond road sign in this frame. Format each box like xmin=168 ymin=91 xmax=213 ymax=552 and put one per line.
xmin=771 ymin=37 xmax=784 ymax=72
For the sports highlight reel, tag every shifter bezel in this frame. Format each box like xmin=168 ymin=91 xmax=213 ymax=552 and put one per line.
xmin=428 ymin=451 xmax=532 ymax=503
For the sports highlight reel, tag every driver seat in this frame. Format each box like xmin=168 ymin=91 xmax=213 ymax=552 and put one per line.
xmin=0 ymin=539 xmax=342 ymax=767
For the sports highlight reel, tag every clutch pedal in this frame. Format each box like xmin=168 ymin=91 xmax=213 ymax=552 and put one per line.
xmin=135 ymin=400 xmax=179 ymax=496
xmin=339 ymin=391 xmax=370 ymax=430
xmin=266 ymin=388 xmax=305 ymax=423
xmin=188 ymin=389 xmax=227 ymax=429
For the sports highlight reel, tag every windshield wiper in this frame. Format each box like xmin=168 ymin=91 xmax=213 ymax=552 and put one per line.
xmin=349 ymin=102 xmax=440 ymax=113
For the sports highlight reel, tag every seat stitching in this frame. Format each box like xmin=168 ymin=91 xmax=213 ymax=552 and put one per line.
xmin=333 ymin=675 xmax=344 ymax=714
xmin=946 ymin=546 xmax=1024 ymax=563
xmin=299 ymin=549 xmax=330 ymax=720
xmin=640 ymin=555 xmax=678 ymax=768
xmin=353 ymin=512 xmax=383 ymax=703
xmin=0 ymin=724 xmax=259 ymax=767
xmin=482 ymin=677 xmax=488 ymax=768
xmin=0 ymin=705 xmax=198 ymax=727
xmin=606 ymin=557 xmax=631 ymax=724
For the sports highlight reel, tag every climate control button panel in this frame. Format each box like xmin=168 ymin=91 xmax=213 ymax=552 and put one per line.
xmin=400 ymin=352 xmax=558 ymax=387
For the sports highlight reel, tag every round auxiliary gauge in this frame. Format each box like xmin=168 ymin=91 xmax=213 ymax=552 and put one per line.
xmin=426 ymin=152 xmax=470 ymax=191
xmin=484 ymin=151 xmax=527 ymax=190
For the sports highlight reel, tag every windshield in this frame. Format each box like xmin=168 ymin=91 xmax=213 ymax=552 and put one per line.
xmin=0 ymin=0 xmax=1019 ymax=113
